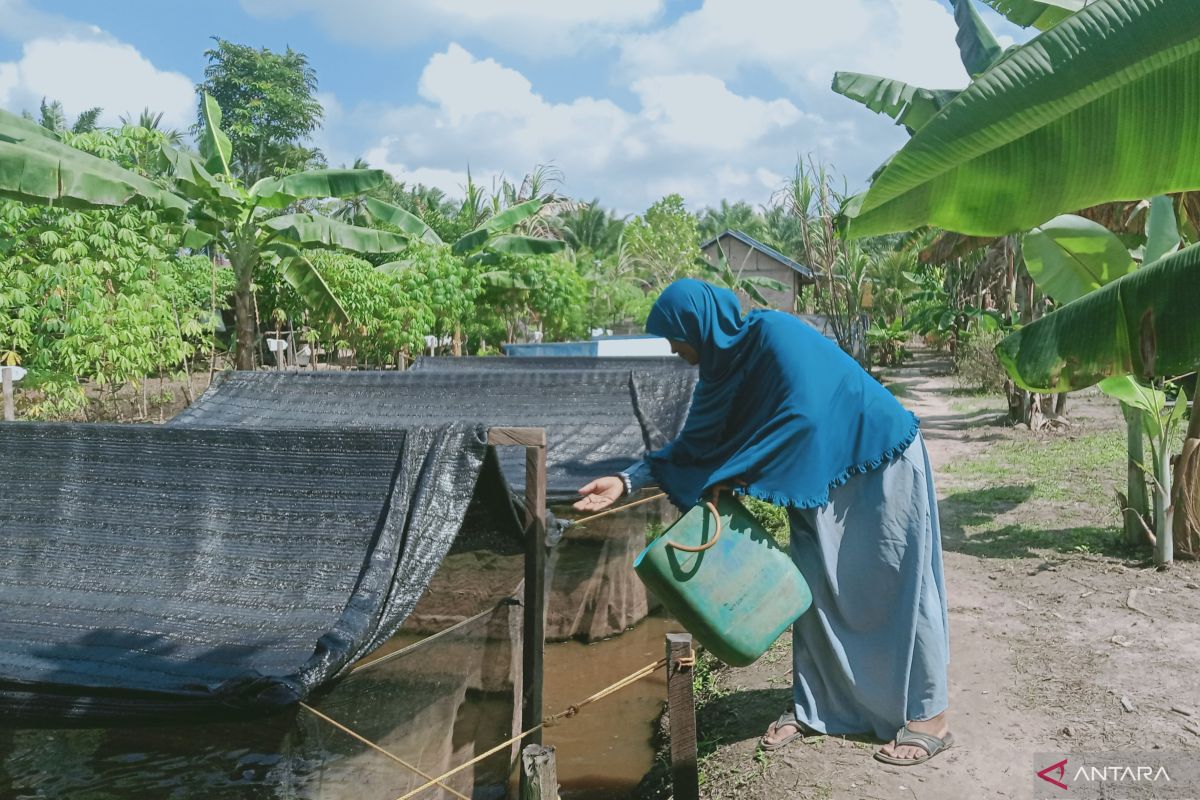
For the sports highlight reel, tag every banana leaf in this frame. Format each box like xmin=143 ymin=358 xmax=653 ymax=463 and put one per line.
xmin=158 ymin=143 xmax=242 ymax=204
xmin=198 ymin=93 xmax=233 ymax=178
xmin=996 ymin=241 xmax=1200 ymax=391
xmin=364 ymin=197 xmax=444 ymax=244
xmin=831 ymin=73 xmax=959 ymax=132
xmin=250 ymin=169 xmax=387 ymax=209
xmin=982 ymin=0 xmax=1085 ymax=30
xmin=483 ymin=198 xmax=544 ymax=233
xmin=485 ymin=234 xmax=565 ymax=256
xmin=1023 ymin=214 xmax=1136 ymax=303
xmin=0 ymin=110 xmax=188 ymax=218
xmin=1098 ymin=375 xmax=1186 ymax=441
xmin=842 ymin=0 xmax=1200 ymax=238
xmin=954 ymin=0 xmax=1004 ymax=76
xmin=264 ymin=214 xmax=409 ymax=254
xmin=281 ymin=255 xmax=349 ymax=325
xmin=451 ymin=227 xmax=489 ymax=257
xmin=1143 ymin=195 xmax=1181 ymax=265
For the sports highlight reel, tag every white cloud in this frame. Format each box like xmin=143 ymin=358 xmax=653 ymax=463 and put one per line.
xmin=240 ymin=0 xmax=665 ymax=56
xmin=631 ymin=74 xmax=803 ymax=151
xmin=0 ymin=63 xmax=17 ymax=106
xmin=327 ymin=44 xmax=864 ymax=214
xmin=620 ymin=0 xmax=968 ymax=92
xmin=0 ymin=37 xmax=194 ymax=130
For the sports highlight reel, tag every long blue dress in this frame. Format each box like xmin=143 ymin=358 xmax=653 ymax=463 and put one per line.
xmin=622 ymin=431 xmax=949 ymax=740
xmin=786 ymin=431 xmax=948 ymax=739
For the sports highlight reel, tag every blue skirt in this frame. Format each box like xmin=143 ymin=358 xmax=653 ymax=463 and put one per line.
xmin=788 ymin=431 xmax=949 ymax=740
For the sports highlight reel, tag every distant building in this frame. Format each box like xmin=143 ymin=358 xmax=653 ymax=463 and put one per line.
xmin=699 ymin=229 xmax=816 ymax=313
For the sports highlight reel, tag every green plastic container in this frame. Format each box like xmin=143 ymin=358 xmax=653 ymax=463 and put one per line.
xmin=633 ymin=496 xmax=812 ymax=666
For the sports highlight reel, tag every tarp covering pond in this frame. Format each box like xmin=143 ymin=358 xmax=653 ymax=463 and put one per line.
xmin=410 ymin=355 xmax=696 ymax=372
xmin=171 ymin=368 xmax=697 ymax=500
xmin=0 ymin=422 xmax=517 ymax=724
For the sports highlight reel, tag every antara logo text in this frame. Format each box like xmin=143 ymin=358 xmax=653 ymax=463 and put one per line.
xmin=1037 ymin=757 xmax=1172 ymax=791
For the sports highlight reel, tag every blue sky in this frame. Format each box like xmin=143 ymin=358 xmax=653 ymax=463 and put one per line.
xmin=0 ymin=0 xmax=1028 ymax=213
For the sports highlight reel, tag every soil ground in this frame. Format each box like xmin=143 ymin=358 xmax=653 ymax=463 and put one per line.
xmin=683 ymin=348 xmax=1200 ymax=800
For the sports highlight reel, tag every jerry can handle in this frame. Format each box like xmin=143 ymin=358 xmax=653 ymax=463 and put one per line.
xmin=666 ymin=501 xmax=723 ymax=552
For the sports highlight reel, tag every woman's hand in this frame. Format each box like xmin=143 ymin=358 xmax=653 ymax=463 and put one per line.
xmin=574 ymin=476 xmax=625 ymax=512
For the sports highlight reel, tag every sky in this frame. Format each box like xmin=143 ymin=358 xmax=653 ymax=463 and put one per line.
xmin=0 ymin=0 xmax=1028 ymax=214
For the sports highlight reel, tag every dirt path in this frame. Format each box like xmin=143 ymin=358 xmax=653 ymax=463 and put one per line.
xmin=690 ymin=349 xmax=1200 ymax=800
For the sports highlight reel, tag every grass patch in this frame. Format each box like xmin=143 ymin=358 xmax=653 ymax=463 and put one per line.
xmin=943 ymin=430 xmax=1126 ymax=506
xmin=742 ymin=496 xmax=789 ymax=548
xmin=937 ymin=427 xmax=1181 ymax=559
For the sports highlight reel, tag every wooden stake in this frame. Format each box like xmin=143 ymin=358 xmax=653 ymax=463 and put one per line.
xmin=2 ymin=367 xmax=13 ymax=421
xmin=666 ymin=632 xmax=699 ymax=800
xmin=520 ymin=744 xmax=559 ymax=800
xmin=487 ymin=426 xmax=549 ymax=800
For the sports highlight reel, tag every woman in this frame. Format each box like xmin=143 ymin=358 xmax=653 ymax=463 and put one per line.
xmin=575 ymin=279 xmax=952 ymax=766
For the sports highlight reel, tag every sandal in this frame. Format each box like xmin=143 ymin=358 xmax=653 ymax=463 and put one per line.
xmin=758 ymin=710 xmax=814 ymax=751
xmin=873 ymin=724 xmax=956 ymax=766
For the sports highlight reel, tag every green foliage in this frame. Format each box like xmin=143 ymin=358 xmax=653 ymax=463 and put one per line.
xmin=260 ymin=251 xmax=429 ymax=366
xmin=841 ymin=0 xmax=1200 ymax=237
xmin=867 ymin=320 xmax=911 ymax=368
xmin=395 ymin=243 xmax=483 ymax=343
xmin=698 ymin=200 xmax=764 ymax=241
xmin=953 ymin=328 xmax=1009 ymax=392
xmin=624 ymin=194 xmax=702 ymax=291
xmin=197 ymin=37 xmax=325 ymax=182
xmin=475 ymin=253 xmax=588 ymax=345
xmin=0 ymin=201 xmax=226 ymax=416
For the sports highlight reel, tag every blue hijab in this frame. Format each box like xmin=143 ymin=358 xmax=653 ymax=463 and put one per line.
xmin=644 ymin=279 xmax=919 ymax=510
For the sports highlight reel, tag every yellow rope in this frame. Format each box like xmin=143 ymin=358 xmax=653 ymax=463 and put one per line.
xmin=571 ymin=491 xmax=667 ymax=527
xmin=350 ymin=604 xmax=505 ymax=675
xmin=298 ymin=702 xmax=470 ymax=800
xmin=392 ymin=657 xmax=669 ymax=800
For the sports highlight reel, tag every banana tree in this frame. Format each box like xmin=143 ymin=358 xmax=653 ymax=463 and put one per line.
xmin=832 ymin=0 xmax=1002 ymax=135
xmin=982 ymin=0 xmax=1090 ymax=31
xmin=0 ymin=107 xmax=187 ymax=216
xmin=3 ymin=98 xmax=403 ymax=371
xmin=1018 ymin=200 xmax=1181 ymax=551
xmin=834 ymin=0 xmax=1200 ymax=563
xmin=161 ymin=94 xmax=408 ymax=369
xmin=363 ymin=194 xmax=564 ymax=353
xmin=838 ymin=0 xmax=1200 ymax=238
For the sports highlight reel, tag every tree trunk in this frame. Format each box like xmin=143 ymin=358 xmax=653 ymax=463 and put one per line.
xmin=1154 ymin=441 xmax=1173 ymax=567
xmin=1171 ymin=401 xmax=1200 ymax=559
xmin=231 ymin=246 xmax=257 ymax=371
xmin=1123 ymin=404 xmax=1152 ymax=547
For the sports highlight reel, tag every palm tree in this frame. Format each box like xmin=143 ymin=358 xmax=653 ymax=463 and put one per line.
xmin=120 ymin=108 xmax=185 ymax=146
xmin=699 ymin=200 xmax=765 ymax=240
xmin=24 ymin=99 xmax=103 ymax=135
xmin=554 ymin=199 xmax=626 ymax=257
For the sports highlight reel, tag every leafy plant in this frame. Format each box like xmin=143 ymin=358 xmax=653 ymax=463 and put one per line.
xmin=839 ymin=0 xmax=1200 ymax=238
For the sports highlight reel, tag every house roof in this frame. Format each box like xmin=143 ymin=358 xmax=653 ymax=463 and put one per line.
xmin=700 ymin=229 xmax=815 ymax=283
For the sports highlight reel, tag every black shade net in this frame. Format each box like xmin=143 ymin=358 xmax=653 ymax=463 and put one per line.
xmin=0 ymin=422 xmax=516 ymax=724
xmin=410 ymin=356 xmax=695 ymax=373
xmin=171 ymin=368 xmax=697 ymax=500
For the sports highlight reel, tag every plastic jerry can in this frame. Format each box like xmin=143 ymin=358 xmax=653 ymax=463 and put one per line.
xmin=633 ymin=495 xmax=812 ymax=666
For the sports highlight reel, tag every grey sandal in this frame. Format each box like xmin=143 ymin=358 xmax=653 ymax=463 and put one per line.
xmin=873 ymin=724 xmax=956 ymax=766
xmin=758 ymin=710 xmax=814 ymax=751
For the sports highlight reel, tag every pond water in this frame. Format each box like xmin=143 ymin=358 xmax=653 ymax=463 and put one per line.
xmin=0 ymin=611 xmax=672 ymax=800
xmin=0 ymin=496 xmax=677 ymax=799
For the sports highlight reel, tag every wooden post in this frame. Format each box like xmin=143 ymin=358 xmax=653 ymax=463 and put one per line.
xmin=486 ymin=427 xmax=548 ymax=800
xmin=2 ymin=367 xmax=13 ymax=421
xmin=666 ymin=632 xmax=699 ymax=800
xmin=520 ymin=744 xmax=558 ymax=800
